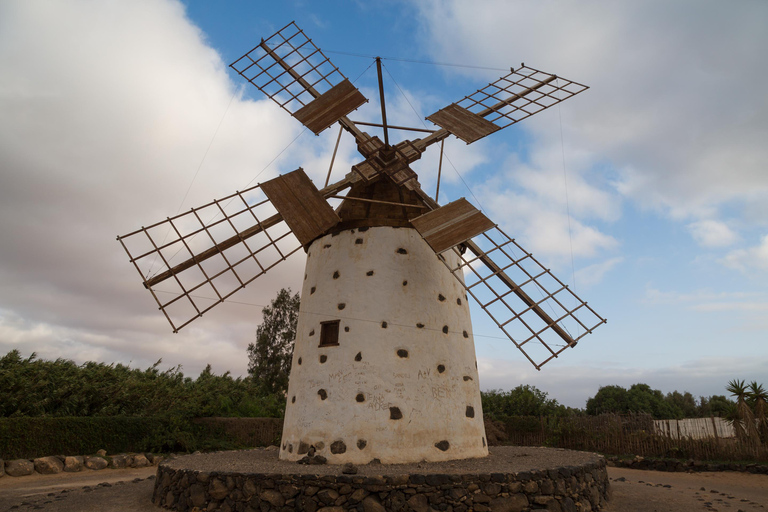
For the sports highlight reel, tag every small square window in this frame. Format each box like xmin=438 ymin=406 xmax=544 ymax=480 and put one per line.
xmin=319 ymin=320 xmax=341 ymax=347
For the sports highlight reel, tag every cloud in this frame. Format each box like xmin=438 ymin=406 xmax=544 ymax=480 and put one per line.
xmin=574 ymin=257 xmax=623 ymax=288
xmin=414 ymin=0 xmax=768 ymax=225
xmin=687 ymin=220 xmax=739 ymax=248
xmin=722 ymin=235 xmax=768 ymax=272
xmin=0 ymin=1 xmax=333 ymax=375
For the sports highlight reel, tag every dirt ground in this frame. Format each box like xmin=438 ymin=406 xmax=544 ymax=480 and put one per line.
xmin=0 ymin=465 xmax=766 ymax=511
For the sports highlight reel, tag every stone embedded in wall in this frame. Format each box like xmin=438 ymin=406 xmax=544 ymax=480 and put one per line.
xmin=396 ymin=349 xmax=408 ymax=358
xmin=357 ymin=440 xmax=367 ymax=450
xmin=354 ymin=352 xmax=362 ymax=361
xmin=389 ymin=407 xmax=403 ymax=420
xmin=356 ymin=393 xmax=365 ymax=403
xmin=466 ymin=406 xmax=475 ymax=418
xmin=442 ymin=325 xmax=448 ymax=334
xmin=437 ymin=364 xmax=445 ymax=373
xmin=434 ymin=440 xmax=450 ymax=451
xmin=320 ymin=355 xmax=327 ymax=363
xmin=318 ymin=389 xmax=328 ymax=400
xmin=330 ymin=441 xmax=347 ymax=454
xmin=366 ymin=270 xmax=374 ymax=276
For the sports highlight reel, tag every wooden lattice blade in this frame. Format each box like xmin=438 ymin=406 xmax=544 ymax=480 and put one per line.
xmin=437 ymin=226 xmax=606 ymax=370
xmin=410 ymin=198 xmax=495 ymax=253
xmin=260 ymin=169 xmax=340 ymax=246
xmin=229 ymin=21 xmax=369 ymax=144
xmin=116 ymin=181 xmax=303 ymax=333
xmin=425 ymin=65 xmax=588 ymax=146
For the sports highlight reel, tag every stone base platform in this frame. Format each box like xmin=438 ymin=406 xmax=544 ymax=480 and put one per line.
xmin=153 ymin=446 xmax=609 ymax=511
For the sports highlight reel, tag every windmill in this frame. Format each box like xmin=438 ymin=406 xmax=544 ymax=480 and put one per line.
xmin=117 ymin=21 xmax=606 ymax=464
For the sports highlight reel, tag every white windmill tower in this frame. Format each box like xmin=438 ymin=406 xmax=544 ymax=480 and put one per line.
xmin=117 ymin=22 xmax=606 ymax=465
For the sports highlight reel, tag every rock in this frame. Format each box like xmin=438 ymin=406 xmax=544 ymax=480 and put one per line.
xmin=489 ymin=494 xmax=528 ymax=512
xmin=0 ymin=458 xmax=3 ymax=478
xmin=85 ymin=456 xmax=108 ymax=470
xmin=96 ymin=449 xmax=107 ymax=457
xmin=407 ymin=494 xmax=430 ymax=512
xmin=190 ymin=483 xmax=208 ymax=508
xmin=34 ymin=456 xmax=64 ymax=474
xmin=317 ymin=489 xmax=340 ymax=505
xmin=146 ymin=453 xmax=163 ymax=465
xmin=260 ymin=489 xmax=285 ymax=507
xmin=362 ymin=496 xmax=386 ymax=512
xmin=342 ymin=462 xmax=357 ymax=474
xmin=317 ymin=508 xmax=344 ymax=512
xmin=132 ymin=454 xmax=150 ymax=468
xmin=110 ymin=454 xmax=128 ymax=469
xmin=350 ymin=488 xmax=368 ymax=503
xmin=209 ymin=478 xmax=229 ymax=500
xmin=5 ymin=459 xmax=34 ymax=477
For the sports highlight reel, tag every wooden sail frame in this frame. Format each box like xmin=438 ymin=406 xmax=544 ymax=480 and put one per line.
xmin=438 ymin=226 xmax=606 ymax=370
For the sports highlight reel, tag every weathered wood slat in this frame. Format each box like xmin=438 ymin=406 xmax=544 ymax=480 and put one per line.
xmin=260 ymin=169 xmax=340 ymax=246
xmin=293 ymin=79 xmax=367 ymax=135
xmin=426 ymin=104 xmax=500 ymax=143
xmin=410 ymin=198 xmax=495 ymax=253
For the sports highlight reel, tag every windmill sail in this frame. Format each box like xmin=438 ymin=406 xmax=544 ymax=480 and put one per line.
xmin=426 ymin=65 xmax=589 ymax=144
xmin=432 ymin=225 xmax=605 ymax=370
xmin=117 ymin=179 xmax=299 ymax=332
xmin=230 ymin=21 xmax=367 ymax=136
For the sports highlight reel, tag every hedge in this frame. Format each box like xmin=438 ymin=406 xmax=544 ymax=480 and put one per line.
xmin=0 ymin=416 xmax=252 ymax=459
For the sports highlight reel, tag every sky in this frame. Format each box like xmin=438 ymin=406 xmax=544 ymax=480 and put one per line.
xmin=0 ymin=0 xmax=766 ymax=409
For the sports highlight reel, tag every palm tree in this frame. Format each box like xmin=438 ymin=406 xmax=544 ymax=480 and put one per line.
xmin=747 ymin=382 xmax=768 ymax=444
xmin=726 ymin=379 xmax=759 ymax=442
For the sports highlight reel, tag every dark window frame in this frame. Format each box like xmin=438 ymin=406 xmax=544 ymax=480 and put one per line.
xmin=319 ymin=319 xmax=341 ymax=347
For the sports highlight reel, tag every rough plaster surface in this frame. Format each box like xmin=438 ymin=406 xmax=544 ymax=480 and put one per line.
xmin=280 ymin=226 xmax=488 ymax=464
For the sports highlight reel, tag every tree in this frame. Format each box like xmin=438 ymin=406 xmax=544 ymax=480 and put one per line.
xmin=586 ymin=385 xmax=628 ymax=416
xmin=665 ymin=391 xmax=698 ymax=418
xmin=586 ymin=383 xmax=682 ymax=419
xmin=726 ymin=379 xmax=759 ymax=441
xmin=247 ymin=288 xmax=300 ymax=395
xmin=481 ymin=385 xmax=567 ymax=419
xmin=747 ymin=381 xmax=768 ymax=443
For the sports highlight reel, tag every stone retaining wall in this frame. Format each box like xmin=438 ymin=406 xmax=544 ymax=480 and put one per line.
xmin=153 ymin=459 xmax=609 ymax=512
xmin=607 ymin=456 xmax=768 ymax=475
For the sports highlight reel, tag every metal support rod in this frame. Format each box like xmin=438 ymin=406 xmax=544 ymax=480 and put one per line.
xmin=327 ymin=195 xmax=427 ymax=209
xmin=375 ymin=57 xmax=389 ymax=147
xmin=350 ymin=120 xmax=436 ymax=134
xmin=143 ymin=177 xmax=354 ymax=288
xmin=435 ymin=139 xmax=445 ymax=203
xmin=325 ymin=125 xmax=344 ymax=187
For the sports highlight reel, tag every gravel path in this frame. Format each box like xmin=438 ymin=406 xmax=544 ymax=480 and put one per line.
xmin=163 ymin=445 xmax=603 ymax=476
xmin=605 ymin=467 xmax=768 ymax=512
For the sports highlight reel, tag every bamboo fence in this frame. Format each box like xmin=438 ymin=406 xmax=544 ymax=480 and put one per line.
xmin=501 ymin=414 xmax=768 ymax=462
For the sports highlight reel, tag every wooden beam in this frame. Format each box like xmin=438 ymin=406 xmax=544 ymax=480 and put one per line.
xmin=143 ymin=176 xmax=352 ymax=289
